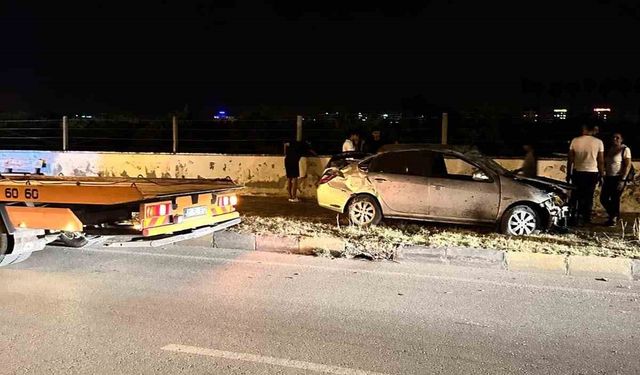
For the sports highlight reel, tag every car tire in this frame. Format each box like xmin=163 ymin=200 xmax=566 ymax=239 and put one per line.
xmin=58 ymin=232 xmax=89 ymax=248
xmin=347 ymin=195 xmax=382 ymax=227
xmin=501 ymin=205 xmax=539 ymax=236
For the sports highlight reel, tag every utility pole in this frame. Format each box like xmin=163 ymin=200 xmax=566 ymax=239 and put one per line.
xmin=62 ymin=115 xmax=69 ymax=151
xmin=172 ymin=116 xmax=178 ymax=154
xmin=296 ymin=115 xmax=303 ymax=142
xmin=441 ymin=112 xmax=448 ymax=145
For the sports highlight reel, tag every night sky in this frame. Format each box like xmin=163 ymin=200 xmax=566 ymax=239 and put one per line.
xmin=2 ymin=0 xmax=640 ymax=116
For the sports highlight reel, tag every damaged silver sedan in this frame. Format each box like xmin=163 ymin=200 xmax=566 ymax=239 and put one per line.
xmin=317 ymin=144 xmax=571 ymax=236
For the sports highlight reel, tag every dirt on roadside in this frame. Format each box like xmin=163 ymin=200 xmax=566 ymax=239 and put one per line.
xmin=236 ymin=195 xmax=640 ymax=260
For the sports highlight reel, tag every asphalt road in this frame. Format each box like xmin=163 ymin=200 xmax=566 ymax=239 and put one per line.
xmin=1 ymin=245 xmax=639 ymax=375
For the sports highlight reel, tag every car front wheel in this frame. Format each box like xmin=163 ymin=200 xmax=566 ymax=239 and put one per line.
xmin=347 ymin=195 xmax=382 ymax=227
xmin=501 ymin=205 xmax=539 ymax=236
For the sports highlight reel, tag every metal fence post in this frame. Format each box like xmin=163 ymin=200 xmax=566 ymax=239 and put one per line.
xmin=62 ymin=115 xmax=69 ymax=151
xmin=172 ymin=116 xmax=178 ymax=154
xmin=296 ymin=115 xmax=303 ymax=142
xmin=441 ymin=112 xmax=448 ymax=145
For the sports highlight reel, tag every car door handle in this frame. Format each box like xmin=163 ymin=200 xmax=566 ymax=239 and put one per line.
xmin=432 ymin=184 xmax=445 ymax=189
xmin=374 ymin=178 xmax=387 ymax=182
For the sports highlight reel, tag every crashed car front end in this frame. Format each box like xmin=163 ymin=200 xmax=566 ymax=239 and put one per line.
xmin=541 ymin=192 xmax=570 ymax=229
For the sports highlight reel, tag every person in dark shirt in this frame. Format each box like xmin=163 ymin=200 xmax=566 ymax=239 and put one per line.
xmin=514 ymin=144 xmax=538 ymax=177
xmin=364 ymin=129 xmax=384 ymax=154
xmin=283 ymin=140 xmax=316 ymax=202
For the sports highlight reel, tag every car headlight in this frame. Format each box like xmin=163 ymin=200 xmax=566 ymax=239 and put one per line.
xmin=544 ymin=193 xmax=564 ymax=207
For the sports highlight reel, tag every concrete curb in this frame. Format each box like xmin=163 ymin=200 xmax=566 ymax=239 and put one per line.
xmin=505 ymin=252 xmax=567 ymax=275
xmin=213 ymin=231 xmax=256 ymax=251
xmin=398 ymin=246 xmax=505 ymax=268
xmin=210 ymin=231 xmax=347 ymax=256
xmin=402 ymin=245 xmax=636 ymax=280
xmin=567 ymin=256 xmax=633 ymax=280
xmin=633 ymin=260 xmax=640 ymax=281
xmin=199 ymin=231 xmax=639 ymax=280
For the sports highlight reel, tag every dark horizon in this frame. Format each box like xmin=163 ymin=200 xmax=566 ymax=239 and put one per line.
xmin=2 ymin=0 xmax=640 ymax=116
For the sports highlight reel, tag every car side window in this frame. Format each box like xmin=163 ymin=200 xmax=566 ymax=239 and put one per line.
xmin=440 ymin=154 xmax=491 ymax=182
xmin=369 ymin=151 xmax=429 ymax=177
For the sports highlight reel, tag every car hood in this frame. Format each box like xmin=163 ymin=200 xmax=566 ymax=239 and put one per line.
xmin=511 ymin=175 xmax=573 ymax=195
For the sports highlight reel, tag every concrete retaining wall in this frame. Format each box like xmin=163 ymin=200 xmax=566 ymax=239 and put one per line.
xmin=2 ymin=150 xmax=640 ymax=212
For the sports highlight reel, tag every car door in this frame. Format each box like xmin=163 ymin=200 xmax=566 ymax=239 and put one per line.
xmin=426 ymin=152 xmax=500 ymax=223
xmin=367 ymin=150 xmax=431 ymax=216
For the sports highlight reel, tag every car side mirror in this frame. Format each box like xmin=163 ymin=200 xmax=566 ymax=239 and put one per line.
xmin=472 ymin=171 xmax=490 ymax=182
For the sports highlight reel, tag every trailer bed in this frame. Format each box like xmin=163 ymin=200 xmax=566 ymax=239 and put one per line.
xmin=0 ymin=176 xmax=242 ymax=205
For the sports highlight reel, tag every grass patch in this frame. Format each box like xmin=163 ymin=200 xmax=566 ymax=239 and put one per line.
xmin=234 ymin=216 xmax=640 ymax=260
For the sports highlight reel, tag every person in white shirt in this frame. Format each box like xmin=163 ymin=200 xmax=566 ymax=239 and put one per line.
xmin=600 ymin=132 xmax=632 ymax=226
xmin=566 ymin=124 xmax=605 ymax=225
xmin=342 ymin=131 xmax=360 ymax=153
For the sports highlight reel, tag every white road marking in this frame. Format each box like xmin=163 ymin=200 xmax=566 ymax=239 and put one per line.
xmin=161 ymin=344 xmax=391 ymax=375
xmin=71 ymin=247 xmax=640 ymax=298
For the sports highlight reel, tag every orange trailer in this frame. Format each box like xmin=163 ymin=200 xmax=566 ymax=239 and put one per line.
xmin=0 ymin=175 xmax=242 ymax=266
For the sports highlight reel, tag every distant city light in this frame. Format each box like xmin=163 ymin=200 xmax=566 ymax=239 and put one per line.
xmin=553 ymin=108 xmax=567 ymax=120
xmin=593 ymin=108 xmax=611 ymax=121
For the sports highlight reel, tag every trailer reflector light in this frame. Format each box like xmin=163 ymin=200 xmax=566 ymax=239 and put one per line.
xmin=216 ymin=195 xmax=237 ymax=207
xmin=144 ymin=202 xmax=172 ymax=218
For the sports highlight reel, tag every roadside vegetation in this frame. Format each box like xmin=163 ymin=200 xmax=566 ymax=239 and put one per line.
xmin=235 ymin=216 xmax=640 ymax=260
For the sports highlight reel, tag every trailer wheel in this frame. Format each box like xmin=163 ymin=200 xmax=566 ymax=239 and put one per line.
xmin=59 ymin=232 xmax=88 ymax=248
xmin=0 ymin=227 xmax=17 ymax=266
xmin=0 ymin=252 xmax=32 ymax=267
xmin=0 ymin=231 xmax=9 ymax=256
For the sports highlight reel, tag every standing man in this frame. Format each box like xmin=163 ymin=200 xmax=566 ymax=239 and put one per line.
xmin=342 ymin=131 xmax=360 ymax=153
xmin=600 ymin=132 xmax=632 ymax=226
xmin=284 ymin=139 xmax=316 ymax=203
xmin=365 ymin=129 xmax=384 ymax=153
xmin=566 ymin=124 xmax=605 ymax=225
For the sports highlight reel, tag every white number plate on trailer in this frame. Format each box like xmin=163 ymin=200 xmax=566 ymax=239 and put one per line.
xmin=184 ymin=206 xmax=207 ymax=218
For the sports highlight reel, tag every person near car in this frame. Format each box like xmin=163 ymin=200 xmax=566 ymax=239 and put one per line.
xmin=284 ymin=139 xmax=316 ymax=203
xmin=364 ymin=129 xmax=384 ymax=153
xmin=600 ymin=132 xmax=632 ymax=226
xmin=566 ymin=124 xmax=605 ymax=225
xmin=342 ymin=131 xmax=360 ymax=153
xmin=514 ymin=144 xmax=538 ymax=177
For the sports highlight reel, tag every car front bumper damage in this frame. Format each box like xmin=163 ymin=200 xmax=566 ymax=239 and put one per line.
xmin=542 ymin=198 xmax=570 ymax=229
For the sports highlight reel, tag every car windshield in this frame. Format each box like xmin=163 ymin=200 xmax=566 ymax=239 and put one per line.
xmin=464 ymin=151 xmax=512 ymax=176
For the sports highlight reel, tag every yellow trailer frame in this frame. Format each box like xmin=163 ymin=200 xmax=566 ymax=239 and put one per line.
xmin=0 ymin=175 xmax=243 ymax=265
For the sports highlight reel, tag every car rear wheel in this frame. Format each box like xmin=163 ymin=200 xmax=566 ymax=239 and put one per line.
xmin=501 ymin=205 xmax=539 ymax=236
xmin=347 ymin=195 xmax=382 ymax=227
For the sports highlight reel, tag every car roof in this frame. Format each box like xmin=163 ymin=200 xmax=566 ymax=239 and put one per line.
xmin=377 ymin=143 xmax=479 ymax=155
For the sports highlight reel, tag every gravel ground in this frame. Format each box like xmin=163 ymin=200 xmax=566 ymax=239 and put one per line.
xmin=234 ymin=215 xmax=640 ymax=260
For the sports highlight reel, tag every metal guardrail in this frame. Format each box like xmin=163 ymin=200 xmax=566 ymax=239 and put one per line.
xmin=2 ymin=116 xmax=636 ymax=157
